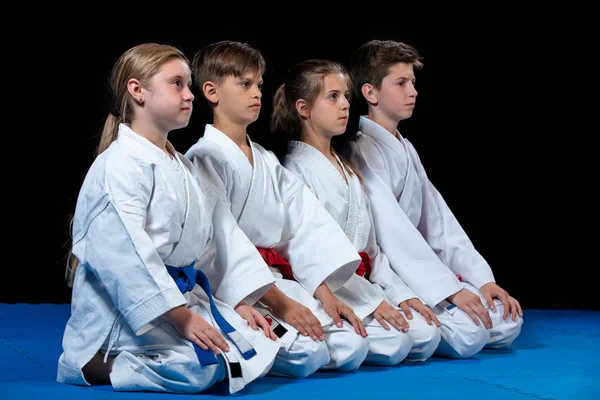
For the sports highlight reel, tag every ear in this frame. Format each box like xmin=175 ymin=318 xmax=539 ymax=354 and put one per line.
xmin=295 ymin=98 xmax=309 ymax=119
xmin=127 ymin=78 xmax=143 ymax=101
xmin=361 ymin=83 xmax=378 ymax=106
xmin=202 ymin=81 xmax=218 ymax=104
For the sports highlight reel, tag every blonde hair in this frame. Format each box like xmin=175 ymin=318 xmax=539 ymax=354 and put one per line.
xmin=65 ymin=43 xmax=189 ymax=287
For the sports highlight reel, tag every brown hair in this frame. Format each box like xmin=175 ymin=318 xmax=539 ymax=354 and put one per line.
xmin=191 ymin=40 xmax=265 ymax=104
xmin=349 ymin=40 xmax=423 ymax=100
xmin=271 ymin=59 xmax=362 ymax=182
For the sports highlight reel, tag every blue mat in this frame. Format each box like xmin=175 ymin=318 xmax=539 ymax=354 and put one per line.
xmin=1 ymin=304 xmax=598 ymax=399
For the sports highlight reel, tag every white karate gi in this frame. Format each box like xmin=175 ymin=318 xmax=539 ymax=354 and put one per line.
xmin=283 ymin=141 xmax=440 ymax=362
xmin=57 ymin=124 xmax=280 ymax=394
xmin=185 ymin=124 xmax=369 ymax=376
xmin=343 ymin=117 xmax=522 ymax=358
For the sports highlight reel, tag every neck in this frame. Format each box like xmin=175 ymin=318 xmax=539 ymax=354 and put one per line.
xmin=130 ymin=119 xmax=170 ymax=155
xmin=300 ymin=128 xmax=333 ymax=159
xmin=213 ymin=115 xmax=248 ymax=148
xmin=367 ymin=109 xmax=400 ymax=136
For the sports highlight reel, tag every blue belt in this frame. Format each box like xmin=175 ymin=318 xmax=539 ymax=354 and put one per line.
xmin=166 ymin=262 xmax=257 ymax=365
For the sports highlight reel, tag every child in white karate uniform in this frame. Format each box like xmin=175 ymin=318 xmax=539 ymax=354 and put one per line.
xmin=277 ymin=58 xmax=441 ymax=362
xmin=58 ymin=43 xmax=279 ymax=395
xmin=185 ymin=41 xmax=371 ymax=377
xmin=343 ymin=40 xmax=523 ymax=358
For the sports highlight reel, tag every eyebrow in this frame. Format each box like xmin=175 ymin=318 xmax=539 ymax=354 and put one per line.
xmin=237 ymin=74 xmax=263 ymax=83
xmin=167 ymin=74 xmax=191 ymax=81
xmin=325 ymin=88 xmax=348 ymax=95
xmin=393 ymin=76 xmax=416 ymax=81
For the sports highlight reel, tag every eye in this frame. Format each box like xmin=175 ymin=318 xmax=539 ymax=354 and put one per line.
xmin=240 ymin=81 xmax=249 ymax=87
xmin=258 ymin=83 xmax=263 ymax=91
xmin=173 ymin=80 xmax=182 ymax=87
xmin=329 ymin=93 xmax=338 ymax=100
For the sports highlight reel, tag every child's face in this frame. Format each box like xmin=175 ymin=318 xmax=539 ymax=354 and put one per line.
xmin=308 ymin=73 xmax=350 ymax=138
xmin=142 ymin=58 xmax=194 ymax=132
xmin=215 ymin=71 xmax=263 ymax=127
xmin=375 ymin=62 xmax=418 ymax=122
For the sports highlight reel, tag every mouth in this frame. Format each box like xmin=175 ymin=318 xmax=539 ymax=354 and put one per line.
xmin=250 ymin=104 xmax=261 ymax=109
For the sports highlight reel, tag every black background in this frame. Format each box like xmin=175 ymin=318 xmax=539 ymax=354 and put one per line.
xmin=4 ymin=13 xmax=592 ymax=310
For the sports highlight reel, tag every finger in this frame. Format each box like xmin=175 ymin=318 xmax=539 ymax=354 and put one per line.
xmin=303 ymin=310 xmax=325 ymax=338
xmin=514 ymin=298 xmax=523 ymax=317
xmin=191 ymin=335 xmax=209 ymax=351
xmin=474 ymin=302 xmax=493 ymax=329
xmin=342 ymin=309 xmax=367 ymax=337
xmin=375 ymin=313 xmax=390 ymax=331
xmin=400 ymin=302 xmax=413 ymax=319
xmin=464 ymin=306 xmax=480 ymax=327
xmin=349 ymin=315 xmax=366 ymax=337
xmin=340 ymin=308 xmax=363 ymax=336
xmin=497 ymin=291 xmax=510 ymax=321
xmin=208 ymin=329 xmax=231 ymax=352
xmin=328 ymin=309 xmax=343 ymax=328
xmin=256 ymin=314 xmax=274 ymax=339
xmin=308 ymin=315 xmax=325 ymax=340
xmin=429 ymin=309 xmax=441 ymax=327
xmin=289 ymin=316 xmax=309 ymax=337
xmin=509 ymin=298 xmax=518 ymax=321
xmin=301 ymin=317 xmax=320 ymax=341
xmin=417 ymin=305 xmax=433 ymax=325
xmin=198 ymin=332 xmax=225 ymax=355
xmin=391 ymin=313 xmax=409 ymax=332
xmin=357 ymin=318 xmax=368 ymax=338
xmin=246 ymin=313 xmax=258 ymax=331
xmin=483 ymin=291 xmax=495 ymax=312
xmin=268 ymin=325 xmax=277 ymax=341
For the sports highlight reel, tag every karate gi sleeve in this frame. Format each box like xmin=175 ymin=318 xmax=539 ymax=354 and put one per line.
xmin=73 ymin=161 xmax=186 ymax=336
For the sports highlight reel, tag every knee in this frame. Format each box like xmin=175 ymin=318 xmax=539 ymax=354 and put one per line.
xmin=295 ymin=340 xmax=330 ymax=378
xmin=488 ymin=314 xmax=524 ymax=349
xmin=440 ymin=321 xmax=490 ymax=359
xmin=109 ymin=349 xmax=223 ymax=393
xmin=330 ymin=332 xmax=369 ymax=372
xmin=377 ymin=330 xmax=413 ymax=366
xmin=407 ymin=323 xmax=441 ymax=361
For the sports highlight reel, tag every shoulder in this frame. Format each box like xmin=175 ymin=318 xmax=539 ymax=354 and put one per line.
xmin=104 ymin=143 xmax=154 ymax=190
xmin=185 ymin=137 xmax=229 ymax=162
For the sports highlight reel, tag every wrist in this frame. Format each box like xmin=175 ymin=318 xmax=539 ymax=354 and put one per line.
xmin=314 ymin=283 xmax=335 ymax=303
xmin=261 ymin=286 xmax=286 ymax=313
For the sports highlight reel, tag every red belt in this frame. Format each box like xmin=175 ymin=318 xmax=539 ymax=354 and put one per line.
xmin=356 ymin=252 xmax=371 ymax=280
xmin=257 ymin=248 xmax=371 ymax=281
xmin=257 ymin=248 xmax=294 ymax=280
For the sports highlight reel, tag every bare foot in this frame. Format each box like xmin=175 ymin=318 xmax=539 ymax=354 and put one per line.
xmin=82 ymin=352 xmax=116 ymax=384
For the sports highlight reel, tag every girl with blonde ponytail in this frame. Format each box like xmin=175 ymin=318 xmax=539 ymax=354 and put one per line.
xmin=58 ymin=42 xmax=279 ymax=395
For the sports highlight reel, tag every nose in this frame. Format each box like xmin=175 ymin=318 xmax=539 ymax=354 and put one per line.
xmin=253 ymin=86 xmax=262 ymax=99
xmin=184 ymin=86 xmax=195 ymax=102
xmin=409 ymin=82 xmax=418 ymax=97
xmin=341 ymin=96 xmax=350 ymax=109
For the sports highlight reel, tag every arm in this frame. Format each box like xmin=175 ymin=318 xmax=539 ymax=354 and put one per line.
xmin=183 ymin=152 xmax=276 ymax=308
xmin=275 ymin=166 xmax=360 ymax=296
xmin=363 ymin=196 xmax=418 ymax=306
xmin=411 ymin=143 xmax=495 ymax=289
xmin=350 ymin=140 xmax=462 ymax=307
xmin=73 ymin=161 xmax=185 ymax=335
